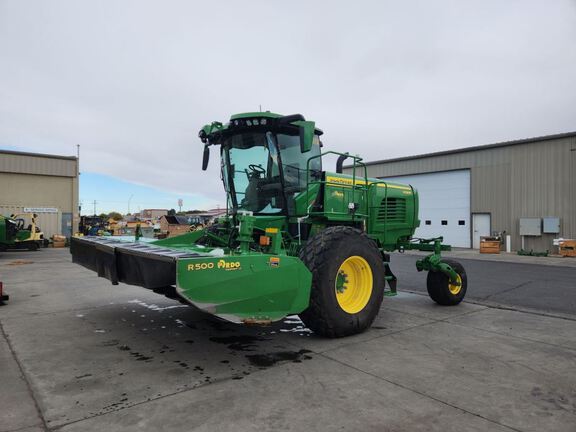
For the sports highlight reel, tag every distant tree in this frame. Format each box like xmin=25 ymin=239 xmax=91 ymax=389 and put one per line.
xmin=108 ymin=211 xmax=123 ymax=221
xmin=98 ymin=213 xmax=108 ymax=220
xmin=168 ymin=209 xmax=176 ymax=216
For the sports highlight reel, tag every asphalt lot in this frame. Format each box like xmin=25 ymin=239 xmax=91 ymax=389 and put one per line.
xmin=1 ymin=248 xmax=576 ymax=432
xmin=390 ymin=253 xmax=576 ymax=316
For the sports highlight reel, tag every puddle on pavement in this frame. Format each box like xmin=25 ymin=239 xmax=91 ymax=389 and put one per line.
xmin=246 ymin=349 xmax=313 ymax=367
xmin=55 ymin=299 xmax=321 ymax=421
xmin=208 ymin=335 xmax=267 ymax=352
xmin=92 ymin=300 xmax=317 ymax=379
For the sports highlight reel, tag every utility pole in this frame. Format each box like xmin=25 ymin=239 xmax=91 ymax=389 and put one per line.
xmin=93 ymin=200 xmax=97 ymax=216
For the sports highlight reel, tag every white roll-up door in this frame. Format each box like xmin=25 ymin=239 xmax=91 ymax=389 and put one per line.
xmin=381 ymin=170 xmax=471 ymax=248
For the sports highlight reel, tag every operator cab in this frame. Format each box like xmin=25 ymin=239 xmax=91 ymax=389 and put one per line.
xmin=223 ymin=131 xmax=321 ymax=214
xmin=200 ymin=113 xmax=322 ymax=215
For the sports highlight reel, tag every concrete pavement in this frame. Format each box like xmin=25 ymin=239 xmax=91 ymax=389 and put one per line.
xmin=1 ymin=249 xmax=575 ymax=432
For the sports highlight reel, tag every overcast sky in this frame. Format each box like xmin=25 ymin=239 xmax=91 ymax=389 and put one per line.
xmin=1 ymin=1 xmax=575 ymax=212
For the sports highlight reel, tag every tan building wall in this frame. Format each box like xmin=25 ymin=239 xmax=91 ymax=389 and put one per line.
xmin=0 ymin=151 xmax=79 ymax=238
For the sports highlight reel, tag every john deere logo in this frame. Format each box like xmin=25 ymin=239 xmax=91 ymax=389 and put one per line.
xmin=217 ymin=259 xmax=241 ymax=271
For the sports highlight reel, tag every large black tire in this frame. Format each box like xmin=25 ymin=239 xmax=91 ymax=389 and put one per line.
xmin=426 ymin=259 xmax=467 ymax=306
xmin=298 ymin=226 xmax=385 ymax=338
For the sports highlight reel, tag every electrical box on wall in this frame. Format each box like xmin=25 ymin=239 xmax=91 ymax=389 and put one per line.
xmin=542 ymin=217 xmax=560 ymax=234
xmin=519 ymin=218 xmax=542 ymax=236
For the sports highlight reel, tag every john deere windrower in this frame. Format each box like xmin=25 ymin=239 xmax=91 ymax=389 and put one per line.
xmin=71 ymin=112 xmax=467 ymax=337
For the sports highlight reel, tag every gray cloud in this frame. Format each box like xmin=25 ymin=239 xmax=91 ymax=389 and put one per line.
xmin=1 ymin=1 xmax=575 ymax=204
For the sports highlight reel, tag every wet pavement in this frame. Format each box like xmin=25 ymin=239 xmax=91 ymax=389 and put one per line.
xmin=1 ymin=248 xmax=575 ymax=432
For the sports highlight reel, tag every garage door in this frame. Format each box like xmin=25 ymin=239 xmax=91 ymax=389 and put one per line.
xmin=381 ymin=170 xmax=471 ymax=248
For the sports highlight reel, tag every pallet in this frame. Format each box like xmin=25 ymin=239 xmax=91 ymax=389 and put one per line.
xmin=559 ymin=240 xmax=576 ymax=257
xmin=480 ymin=240 xmax=500 ymax=254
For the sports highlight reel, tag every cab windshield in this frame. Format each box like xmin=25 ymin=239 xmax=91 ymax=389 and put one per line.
xmin=223 ymin=132 xmax=321 ymax=214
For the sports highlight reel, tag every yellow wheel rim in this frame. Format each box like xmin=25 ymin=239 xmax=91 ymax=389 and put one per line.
xmin=448 ymin=274 xmax=462 ymax=295
xmin=335 ymin=256 xmax=373 ymax=314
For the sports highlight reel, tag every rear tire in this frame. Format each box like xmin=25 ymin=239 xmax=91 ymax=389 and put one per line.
xmin=298 ymin=226 xmax=385 ymax=338
xmin=426 ymin=259 xmax=467 ymax=305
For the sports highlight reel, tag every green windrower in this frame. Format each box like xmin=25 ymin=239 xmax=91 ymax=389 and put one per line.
xmin=71 ymin=112 xmax=468 ymax=338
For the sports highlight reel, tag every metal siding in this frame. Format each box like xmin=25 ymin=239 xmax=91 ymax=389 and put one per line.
xmin=0 ymin=153 xmax=77 ymax=177
xmin=0 ymin=152 xmax=79 ymax=236
xmin=347 ymin=136 xmax=576 ymax=251
xmin=471 ymin=163 xmax=511 ymax=240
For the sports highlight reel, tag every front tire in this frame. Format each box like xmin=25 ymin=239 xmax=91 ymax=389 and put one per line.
xmin=298 ymin=226 xmax=385 ymax=338
xmin=426 ymin=259 xmax=467 ymax=305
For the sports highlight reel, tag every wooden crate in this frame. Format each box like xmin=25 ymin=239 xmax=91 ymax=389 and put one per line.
xmin=559 ymin=240 xmax=576 ymax=257
xmin=480 ymin=240 xmax=500 ymax=254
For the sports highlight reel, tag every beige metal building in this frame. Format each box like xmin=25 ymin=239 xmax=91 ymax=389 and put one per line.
xmin=0 ymin=150 xmax=79 ymax=239
xmin=346 ymin=132 xmax=576 ymax=251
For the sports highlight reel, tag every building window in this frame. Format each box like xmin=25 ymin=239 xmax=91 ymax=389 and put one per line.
xmin=458 ymin=220 xmax=465 ymax=226
xmin=425 ymin=220 xmax=431 ymax=225
xmin=441 ymin=220 xmax=448 ymax=225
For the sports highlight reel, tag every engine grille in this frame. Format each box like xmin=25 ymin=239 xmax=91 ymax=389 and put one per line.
xmin=377 ymin=198 xmax=406 ymax=223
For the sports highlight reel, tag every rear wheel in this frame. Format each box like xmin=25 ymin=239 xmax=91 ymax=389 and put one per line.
xmin=298 ymin=226 xmax=385 ymax=338
xmin=426 ymin=259 xmax=467 ymax=305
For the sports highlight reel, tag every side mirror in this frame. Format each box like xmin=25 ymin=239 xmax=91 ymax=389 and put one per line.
xmin=202 ymin=145 xmax=210 ymax=170
xmin=277 ymin=114 xmax=315 ymax=153
xmin=297 ymin=120 xmax=315 ymax=153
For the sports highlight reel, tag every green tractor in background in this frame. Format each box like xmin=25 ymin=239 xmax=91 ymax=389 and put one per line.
xmin=0 ymin=213 xmax=45 ymax=251
xmin=0 ymin=215 xmax=18 ymax=251
xmin=71 ymin=112 xmax=467 ymax=337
